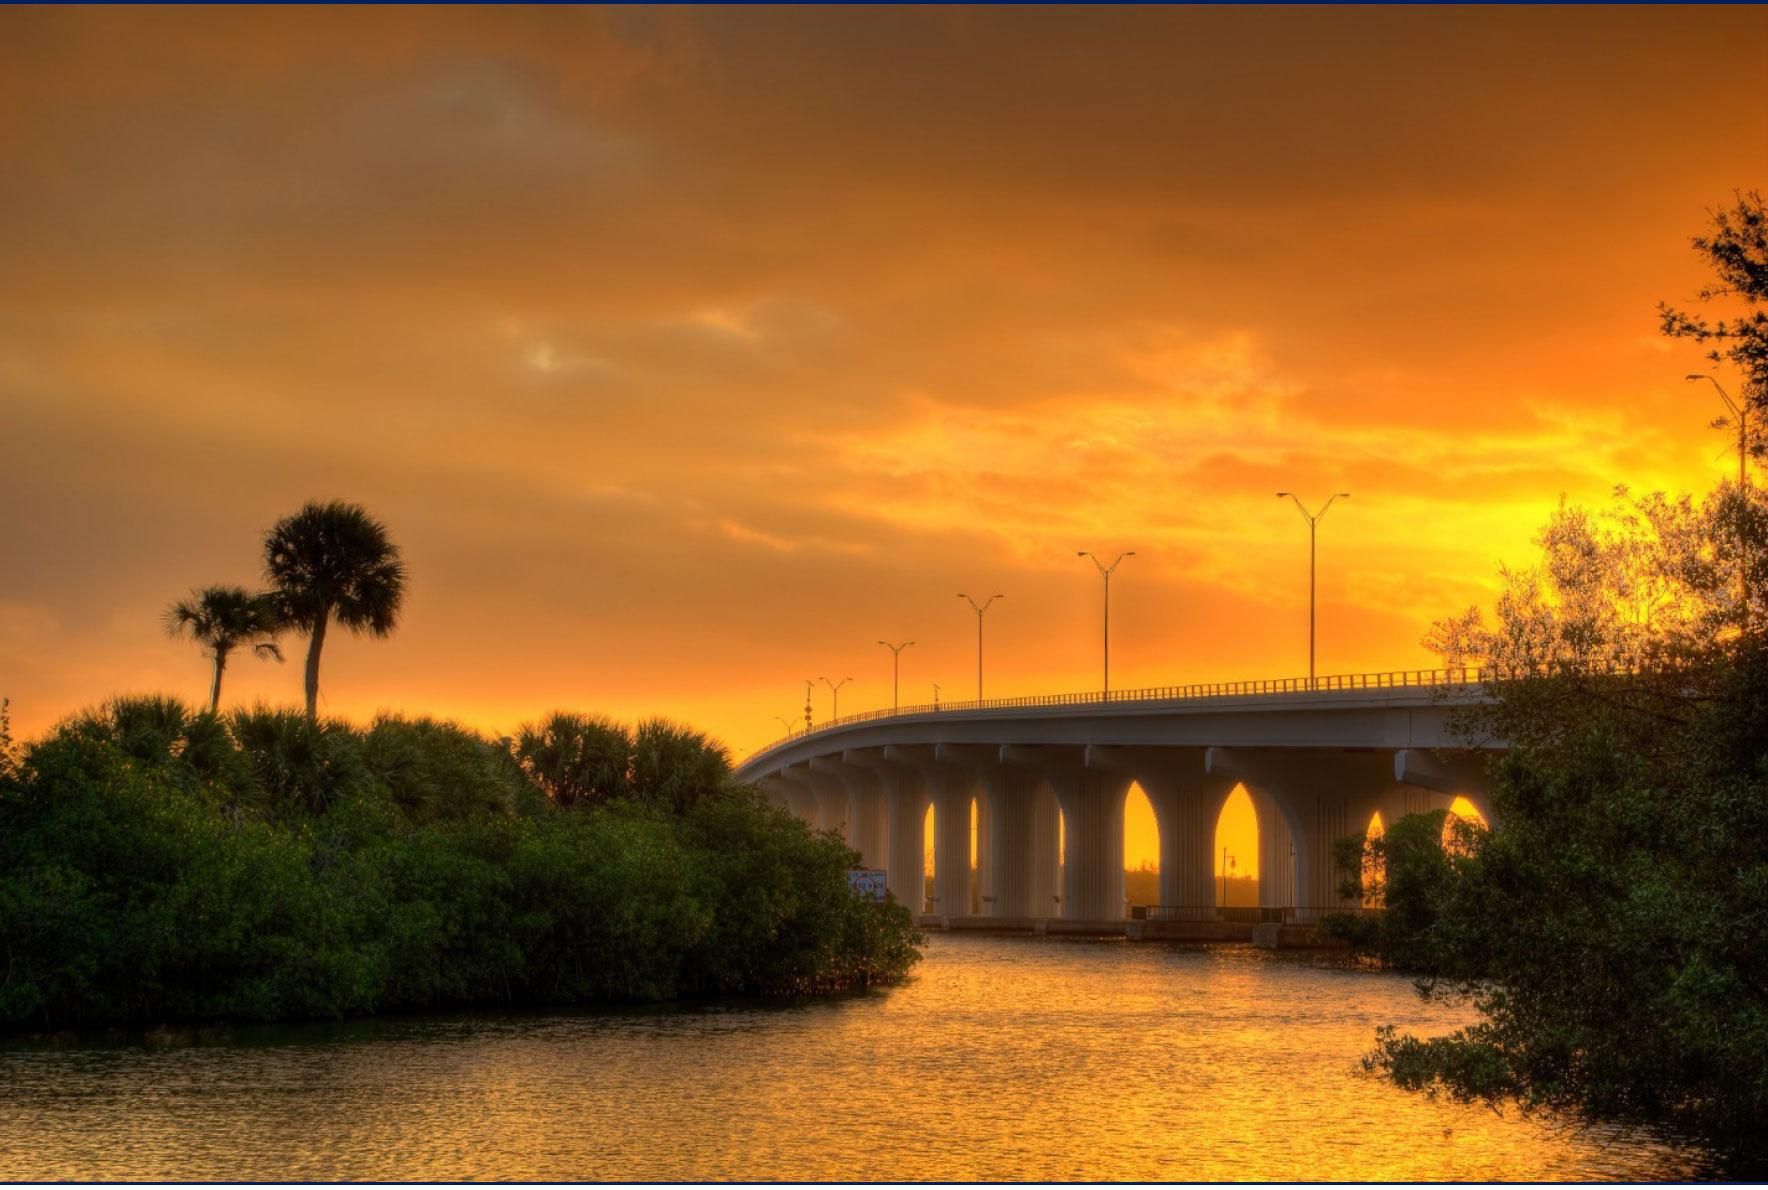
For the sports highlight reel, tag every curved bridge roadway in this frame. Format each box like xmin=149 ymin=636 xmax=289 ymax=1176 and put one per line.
xmin=734 ymin=669 xmax=1502 ymax=928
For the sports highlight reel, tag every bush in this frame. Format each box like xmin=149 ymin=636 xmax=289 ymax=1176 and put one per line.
xmin=0 ymin=698 xmax=922 ymax=1031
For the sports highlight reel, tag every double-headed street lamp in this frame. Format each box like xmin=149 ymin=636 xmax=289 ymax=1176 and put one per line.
xmin=819 ymin=675 xmax=853 ymax=721
xmin=957 ymin=593 xmax=1004 ymax=701
xmin=774 ymin=715 xmax=798 ymax=739
xmin=1687 ymin=373 xmax=1750 ymax=487
xmin=877 ymin=640 xmax=915 ymax=711
xmin=1077 ymin=550 xmax=1134 ymax=695
xmin=1276 ymin=492 xmax=1349 ymax=686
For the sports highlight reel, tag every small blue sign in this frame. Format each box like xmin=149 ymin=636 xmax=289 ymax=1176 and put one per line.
xmin=846 ymin=869 xmax=887 ymax=902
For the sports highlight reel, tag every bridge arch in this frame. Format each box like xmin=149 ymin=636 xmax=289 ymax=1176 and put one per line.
xmin=1212 ymin=784 xmax=1262 ymax=913
xmin=922 ymin=802 xmax=936 ymax=913
xmin=1124 ymin=781 xmax=1160 ymax=915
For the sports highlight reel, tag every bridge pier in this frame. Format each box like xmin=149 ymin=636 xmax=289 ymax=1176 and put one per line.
xmin=1002 ymin=746 xmax=1126 ymax=921
xmin=818 ymin=757 xmax=887 ymax=869
xmin=888 ymin=745 xmax=976 ymax=920
xmin=845 ymin=748 xmax=927 ymax=911
xmin=1085 ymin=745 xmax=1233 ymax=912
xmin=961 ymin=746 xmax=1061 ymax=918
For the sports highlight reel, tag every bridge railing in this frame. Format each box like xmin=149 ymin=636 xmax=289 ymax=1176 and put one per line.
xmin=745 ymin=665 xmax=1495 ymax=764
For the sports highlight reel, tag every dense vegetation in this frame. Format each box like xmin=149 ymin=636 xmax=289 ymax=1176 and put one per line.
xmin=0 ymin=698 xmax=922 ymax=1032
xmin=1320 ymin=193 xmax=1768 ymax=1170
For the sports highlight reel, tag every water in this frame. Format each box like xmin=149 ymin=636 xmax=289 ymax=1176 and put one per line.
xmin=0 ymin=934 xmax=1703 ymax=1180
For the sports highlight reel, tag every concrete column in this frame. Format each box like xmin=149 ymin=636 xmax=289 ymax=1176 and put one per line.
xmin=807 ymin=770 xmax=850 ymax=842
xmin=888 ymin=745 xmax=975 ymax=920
xmin=1002 ymin=746 xmax=1112 ymax=917
xmin=1250 ymin=789 xmax=1295 ymax=910
xmin=1209 ymin=746 xmax=1399 ymax=922
xmin=780 ymin=779 xmax=820 ymax=827
xmin=1085 ymin=746 xmax=1233 ymax=913
xmin=1030 ymin=783 xmax=1062 ymax=917
xmin=1015 ymin=759 xmax=1126 ymax=922
xmin=823 ymin=759 xmax=887 ymax=870
xmin=960 ymin=746 xmax=1058 ymax=919
xmin=844 ymin=749 xmax=927 ymax=911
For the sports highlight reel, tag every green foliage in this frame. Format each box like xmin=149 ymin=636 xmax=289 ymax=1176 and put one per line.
xmin=511 ymin=712 xmax=732 ymax=813
xmin=1368 ymin=472 xmax=1768 ymax=1169
xmin=0 ymin=697 xmax=921 ymax=1033
xmin=1324 ymin=809 xmax=1483 ymax=972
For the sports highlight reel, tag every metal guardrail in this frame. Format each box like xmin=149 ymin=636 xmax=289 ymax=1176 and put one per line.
xmin=743 ymin=665 xmax=1497 ymax=766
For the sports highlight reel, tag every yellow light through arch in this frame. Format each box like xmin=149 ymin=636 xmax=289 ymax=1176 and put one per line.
xmin=1214 ymin=784 xmax=1260 ymax=907
xmin=1124 ymin=782 xmax=1159 ymax=870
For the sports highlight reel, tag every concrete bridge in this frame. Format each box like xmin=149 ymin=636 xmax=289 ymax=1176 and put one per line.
xmin=735 ymin=669 xmax=1501 ymax=930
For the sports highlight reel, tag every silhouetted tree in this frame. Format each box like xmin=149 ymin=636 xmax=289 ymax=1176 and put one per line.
xmin=263 ymin=501 xmax=406 ymax=719
xmin=1660 ymin=190 xmax=1767 ymax=460
xmin=163 ymin=585 xmax=285 ymax=711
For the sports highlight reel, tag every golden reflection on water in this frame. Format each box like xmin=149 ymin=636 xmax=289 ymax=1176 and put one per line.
xmin=0 ymin=935 xmax=1702 ymax=1181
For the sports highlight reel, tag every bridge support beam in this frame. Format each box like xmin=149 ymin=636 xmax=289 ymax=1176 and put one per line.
xmin=844 ymin=749 xmax=927 ymax=911
xmin=763 ymin=774 xmax=819 ymax=827
xmin=1394 ymin=748 xmax=1498 ymax=825
xmin=946 ymin=744 xmax=1057 ymax=918
xmin=1086 ymin=745 xmax=1234 ymax=912
xmin=816 ymin=757 xmax=887 ymax=868
xmin=887 ymin=745 xmax=976 ymax=919
xmin=1006 ymin=745 xmax=1125 ymax=921
xmin=1208 ymin=747 xmax=1403 ymax=920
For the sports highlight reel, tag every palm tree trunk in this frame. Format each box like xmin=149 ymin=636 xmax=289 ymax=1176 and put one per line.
xmin=210 ymin=646 xmax=230 ymax=712
xmin=304 ymin=610 xmax=329 ymax=719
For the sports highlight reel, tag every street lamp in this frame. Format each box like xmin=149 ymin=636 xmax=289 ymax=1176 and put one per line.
xmin=804 ymin=679 xmax=814 ymax=735
xmin=932 ymin=682 xmax=942 ymax=711
xmin=1276 ymin=492 xmax=1350 ymax=686
xmin=1220 ymin=849 xmax=1237 ymax=910
xmin=1687 ymin=373 xmax=1750 ymax=487
xmin=957 ymin=593 xmax=1004 ymax=701
xmin=1077 ymin=550 xmax=1134 ymax=695
xmin=819 ymin=675 xmax=853 ymax=721
xmin=774 ymin=715 xmax=797 ymax=739
xmin=877 ymin=640 xmax=915 ymax=712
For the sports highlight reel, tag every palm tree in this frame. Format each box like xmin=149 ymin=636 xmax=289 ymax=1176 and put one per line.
xmin=264 ymin=500 xmax=407 ymax=719
xmin=163 ymin=585 xmax=285 ymax=711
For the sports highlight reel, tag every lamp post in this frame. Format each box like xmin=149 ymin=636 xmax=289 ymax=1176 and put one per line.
xmin=877 ymin=640 xmax=915 ymax=712
xmin=1276 ymin=492 xmax=1350 ymax=686
xmin=804 ymin=679 xmax=813 ymax=735
xmin=819 ymin=675 xmax=853 ymax=721
xmin=1687 ymin=373 xmax=1749 ymax=487
xmin=957 ymin=593 xmax=1004 ymax=700
xmin=774 ymin=715 xmax=797 ymax=739
xmin=1220 ymin=849 xmax=1236 ymax=910
xmin=1077 ymin=550 xmax=1134 ymax=695
xmin=932 ymin=682 xmax=942 ymax=711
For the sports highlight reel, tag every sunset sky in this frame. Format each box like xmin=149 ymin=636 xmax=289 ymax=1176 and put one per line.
xmin=4 ymin=1 xmax=1765 ymax=853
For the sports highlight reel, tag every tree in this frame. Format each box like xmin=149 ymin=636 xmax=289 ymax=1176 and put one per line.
xmin=263 ymin=501 xmax=406 ymax=719
xmin=163 ymin=585 xmax=285 ymax=711
xmin=1660 ymin=190 xmax=1768 ymax=464
xmin=1362 ymin=482 xmax=1768 ymax=1172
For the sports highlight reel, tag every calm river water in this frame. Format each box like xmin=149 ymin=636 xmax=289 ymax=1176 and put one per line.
xmin=0 ymin=934 xmax=1704 ymax=1180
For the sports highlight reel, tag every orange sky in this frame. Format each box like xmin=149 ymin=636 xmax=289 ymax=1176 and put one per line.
xmin=4 ymin=4 xmax=1765 ymax=838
